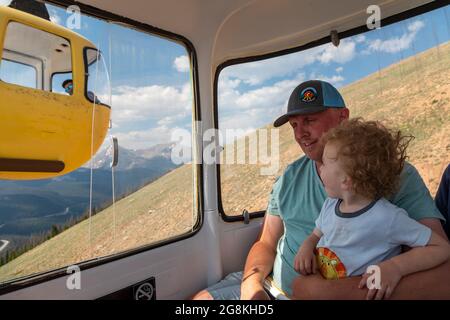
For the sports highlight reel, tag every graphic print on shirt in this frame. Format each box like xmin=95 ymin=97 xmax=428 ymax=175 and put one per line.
xmin=316 ymin=247 xmax=347 ymax=280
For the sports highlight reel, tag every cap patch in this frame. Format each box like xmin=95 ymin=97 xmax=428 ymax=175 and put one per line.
xmin=300 ymin=87 xmax=317 ymax=103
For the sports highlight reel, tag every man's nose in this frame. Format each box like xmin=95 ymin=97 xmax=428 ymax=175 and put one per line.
xmin=293 ymin=123 xmax=308 ymax=139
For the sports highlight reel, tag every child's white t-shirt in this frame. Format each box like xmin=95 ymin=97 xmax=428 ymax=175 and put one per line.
xmin=315 ymin=197 xmax=431 ymax=279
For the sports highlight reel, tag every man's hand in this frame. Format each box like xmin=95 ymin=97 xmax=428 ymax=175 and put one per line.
xmin=294 ymin=244 xmax=317 ymax=275
xmin=241 ymin=277 xmax=270 ymax=300
xmin=359 ymin=260 xmax=403 ymax=300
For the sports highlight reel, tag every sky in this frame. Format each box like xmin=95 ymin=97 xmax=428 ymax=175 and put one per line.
xmin=218 ymin=10 xmax=450 ymax=134
xmin=1 ymin=0 xmax=450 ymax=152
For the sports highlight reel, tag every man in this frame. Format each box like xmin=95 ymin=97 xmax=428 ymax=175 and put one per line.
xmin=62 ymin=79 xmax=74 ymax=95
xmin=62 ymin=79 xmax=100 ymax=103
xmin=194 ymin=80 xmax=449 ymax=300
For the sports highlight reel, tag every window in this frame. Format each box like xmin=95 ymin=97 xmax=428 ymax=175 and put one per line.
xmin=0 ymin=3 xmax=198 ymax=286
xmin=0 ymin=21 xmax=72 ymax=92
xmin=218 ymin=5 xmax=450 ymax=217
xmin=0 ymin=59 xmax=37 ymax=88
xmin=51 ymin=72 xmax=73 ymax=94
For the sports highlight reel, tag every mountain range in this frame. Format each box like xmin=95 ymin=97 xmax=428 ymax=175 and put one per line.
xmin=0 ymin=143 xmax=179 ymax=252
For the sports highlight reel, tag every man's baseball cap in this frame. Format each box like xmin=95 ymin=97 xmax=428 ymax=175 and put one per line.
xmin=273 ymin=80 xmax=346 ymax=127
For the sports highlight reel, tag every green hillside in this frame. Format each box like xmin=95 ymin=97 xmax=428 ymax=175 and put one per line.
xmin=0 ymin=42 xmax=449 ymax=283
xmin=221 ymin=42 xmax=450 ymax=214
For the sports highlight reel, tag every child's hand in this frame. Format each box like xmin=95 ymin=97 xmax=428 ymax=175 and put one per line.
xmin=358 ymin=260 xmax=403 ymax=300
xmin=294 ymin=245 xmax=317 ymax=276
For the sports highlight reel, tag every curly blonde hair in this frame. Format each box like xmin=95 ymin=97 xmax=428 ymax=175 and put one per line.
xmin=321 ymin=118 xmax=413 ymax=199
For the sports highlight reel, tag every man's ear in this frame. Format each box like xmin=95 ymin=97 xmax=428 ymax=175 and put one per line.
xmin=339 ymin=108 xmax=350 ymax=121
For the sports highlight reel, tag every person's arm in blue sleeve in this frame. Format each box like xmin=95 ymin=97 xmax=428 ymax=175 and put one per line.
xmin=435 ymin=164 xmax=450 ymax=237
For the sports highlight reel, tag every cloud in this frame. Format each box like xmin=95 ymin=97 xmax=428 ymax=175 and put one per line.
xmin=221 ymin=52 xmax=313 ymax=86
xmin=316 ymin=39 xmax=356 ymax=64
xmin=218 ymin=73 xmax=306 ymax=132
xmin=173 ymin=55 xmax=190 ymax=72
xmin=408 ymin=20 xmax=425 ymax=33
xmin=335 ymin=67 xmax=344 ymax=73
xmin=111 ymin=83 xmax=192 ymax=126
xmin=0 ymin=0 xmax=11 ymax=6
xmin=115 ymin=125 xmax=183 ymax=150
xmin=222 ymin=39 xmax=356 ymax=86
xmin=310 ymin=73 xmax=345 ymax=87
xmin=157 ymin=113 xmax=188 ymax=126
xmin=219 ymin=73 xmax=303 ymax=110
xmin=367 ymin=20 xmax=425 ymax=53
xmin=105 ymin=82 xmax=194 ymax=150
xmin=355 ymin=34 xmax=366 ymax=43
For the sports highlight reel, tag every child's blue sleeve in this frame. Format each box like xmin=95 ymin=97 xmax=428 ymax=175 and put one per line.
xmin=388 ymin=207 xmax=432 ymax=247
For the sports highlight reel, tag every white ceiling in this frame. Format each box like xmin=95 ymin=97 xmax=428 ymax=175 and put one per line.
xmin=76 ymin=0 xmax=433 ymax=67
xmin=4 ymin=21 xmax=72 ymax=73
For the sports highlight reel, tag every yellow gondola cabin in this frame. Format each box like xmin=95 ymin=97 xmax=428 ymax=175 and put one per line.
xmin=0 ymin=6 xmax=111 ymax=180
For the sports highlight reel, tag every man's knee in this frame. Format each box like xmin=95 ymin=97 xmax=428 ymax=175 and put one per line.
xmin=190 ymin=272 xmax=243 ymax=300
xmin=191 ymin=289 xmax=214 ymax=300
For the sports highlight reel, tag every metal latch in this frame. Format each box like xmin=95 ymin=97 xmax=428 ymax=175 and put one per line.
xmin=330 ymin=29 xmax=340 ymax=47
xmin=242 ymin=209 xmax=250 ymax=224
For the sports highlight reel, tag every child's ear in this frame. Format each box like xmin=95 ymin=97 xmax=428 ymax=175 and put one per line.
xmin=341 ymin=175 xmax=352 ymax=191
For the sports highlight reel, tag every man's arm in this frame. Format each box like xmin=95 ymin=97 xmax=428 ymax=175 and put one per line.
xmin=241 ymin=214 xmax=284 ymax=300
xmin=292 ymin=218 xmax=450 ymax=300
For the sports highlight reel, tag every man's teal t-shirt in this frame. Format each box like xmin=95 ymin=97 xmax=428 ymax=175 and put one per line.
xmin=267 ymin=156 xmax=445 ymax=297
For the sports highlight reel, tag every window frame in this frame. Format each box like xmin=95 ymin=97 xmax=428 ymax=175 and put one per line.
xmin=0 ymin=0 xmax=203 ymax=295
xmin=214 ymin=0 xmax=450 ymax=222
xmin=82 ymin=47 xmax=111 ymax=108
